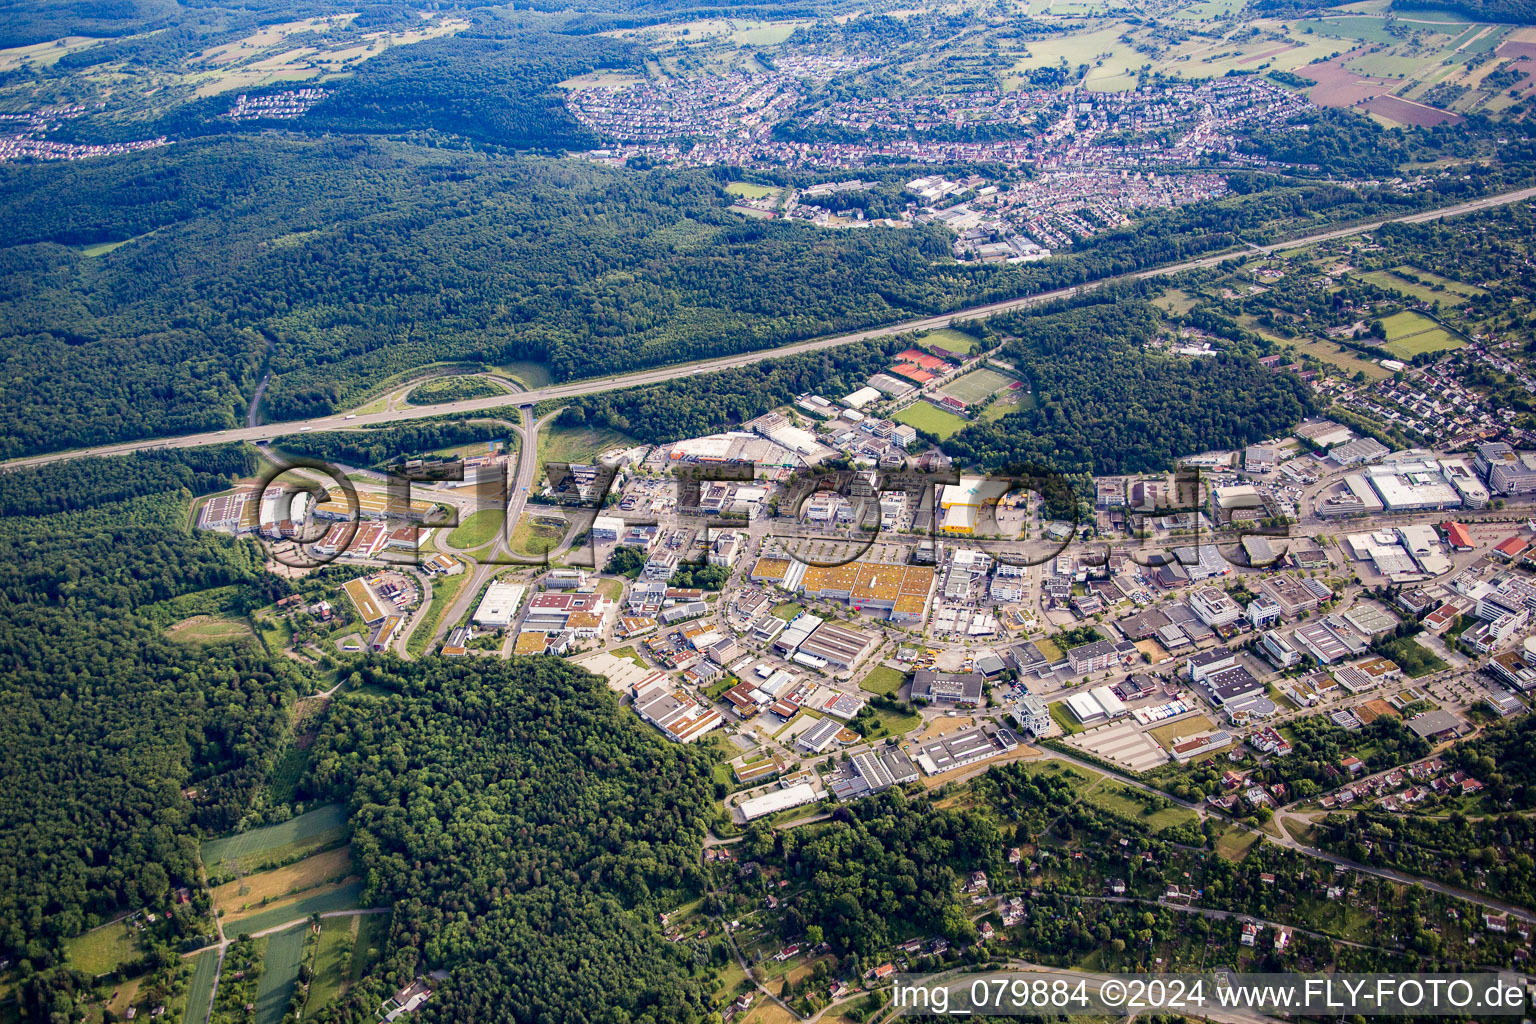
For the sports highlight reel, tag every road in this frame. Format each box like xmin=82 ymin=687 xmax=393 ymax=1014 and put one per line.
xmin=404 ymin=404 xmax=548 ymax=656
xmin=9 ymin=183 xmax=1536 ymax=472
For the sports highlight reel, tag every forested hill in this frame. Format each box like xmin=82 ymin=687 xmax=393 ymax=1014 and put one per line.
xmin=1391 ymin=0 xmax=1536 ymax=22
xmin=0 ymin=448 xmax=301 ymax=1000
xmin=302 ymin=657 xmax=721 ymax=1024
xmin=0 ymin=137 xmax=1000 ymax=459
xmin=0 ymin=135 xmax=1443 ymax=462
xmin=300 ymin=32 xmax=643 ymax=150
xmin=942 ymin=295 xmax=1314 ymax=477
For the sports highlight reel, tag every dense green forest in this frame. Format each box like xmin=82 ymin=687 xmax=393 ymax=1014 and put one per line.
xmin=0 ymin=448 xmax=298 ymax=979
xmin=942 ymin=294 xmax=1313 ymax=477
xmin=303 ymin=30 xmax=642 ymax=150
xmin=271 ymin=419 xmax=516 ymax=468
xmin=0 ymin=444 xmax=252 ymax=517
xmin=739 ymin=790 xmax=1000 ymax=957
xmin=555 ymin=339 xmax=899 ymax=441
xmin=0 ymin=133 xmax=1488 ymax=461
xmin=301 ymin=657 xmax=722 ymax=1024
xmin=0 ymin=138 xmax=993 ymax=458
xmin=1392 ymin=0 xmax=1536 ymax=23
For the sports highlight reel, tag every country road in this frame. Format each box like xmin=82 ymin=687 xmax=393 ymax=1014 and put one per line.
xmin=8 ymin=182 xmax=1536 ymax=472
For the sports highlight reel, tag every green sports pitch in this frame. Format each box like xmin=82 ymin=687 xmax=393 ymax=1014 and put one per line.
xmin=938 ymin=368 xmax=1018 ymax=406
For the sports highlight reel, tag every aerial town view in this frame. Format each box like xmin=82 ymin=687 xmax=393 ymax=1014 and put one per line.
xmin=5 ymin=0 xmax=1536 ymax=1020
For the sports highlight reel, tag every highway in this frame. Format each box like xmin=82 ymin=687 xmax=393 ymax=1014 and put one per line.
xmin=8 ymin=182 xmax=1536 ymax=473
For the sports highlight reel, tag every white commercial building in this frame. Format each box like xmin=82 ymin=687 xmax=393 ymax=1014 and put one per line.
xmin=740 ymin=782 xmax=820 ymax=821
xmin=591 ymin=516 xmax=624 ymax=542
xmin=842 ymin=386 xmax=883 ymax=410
xmin=473 ymin=581 xmax=527 ymax=628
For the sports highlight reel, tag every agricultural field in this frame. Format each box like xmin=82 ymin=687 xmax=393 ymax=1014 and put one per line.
xmin=254 ymin=925 xmax=308 ymax=1024
xmin=306 ymin=917 xmax=359 ymax=1011
xmin=1380 ymin=310 xmax=1463 ymax=358
xmin=224 ymin=880 xmax=366 ymax=935
xmin=894 ymin=402 xmax=968 ymax=440
xmin=212 ymin=845 xmax=354 ymax=918
xmin=202 ymin=803 xmax=349 ymax=879
xmin=182 ymin=949 xmax=220 ymax=1024
xmin=939 ymin=367 xmax=1018 ymax=407
xmin=64 ymin=919 xmax=142 ymax=976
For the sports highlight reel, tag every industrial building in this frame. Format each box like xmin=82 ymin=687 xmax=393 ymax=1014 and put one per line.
xmin=473 ymin=581 xmax=527 ymax=629
xmin=910 ymin=670 xmax=985 ymax=707
xmin=740 ymin=782 xmax=820 ymax=821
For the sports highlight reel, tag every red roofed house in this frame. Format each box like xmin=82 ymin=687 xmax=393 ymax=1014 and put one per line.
xmin=1440 ymin=522 xmax=1473 ymax=551
xmin=1494 ymin=535 xmax=1530 ymax=561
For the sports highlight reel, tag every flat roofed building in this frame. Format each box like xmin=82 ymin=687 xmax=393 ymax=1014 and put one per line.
xmin=1261 ymin=629 xmax=1301 ymax=669
xmin=914 ymin=725 xmax=1019 ymax=774
xmin=1407 ymin=709 xmax=1467 ymax=740
xmin=1366 ymin=465 xmax=1462 ymax=512
xmin=740 ymin=782 xmax=819 ymax=821
xmin=633 ymin=680 xmax=724 ymax=743
xmin=473 ymin=581 xmax=528 ymax=628
xmin=795 ymin=621 xmax=875 ymax=670
xmin=1491 ymin=649 xmax=1536 ymax=692
xmin=1187 ymin=646 xmax=1237 ymax=683
xmin=344 ymin=577 xmax=386 ymax=625
xmin=1067 ymin=638 xmax=1131 ymax=675
xmin=1016 ymin=694 xmax=1051 ymax=735
xmin=1188 ymin=587 xmax=1242 ymax=628
xmin=591 ymin=515 xmax=624 ymax=541
xmin=200 ymin=490 xmax=252 ymax=532
xmin=369 ymin=614 xmax=403 ymax=653
xmin=1193 ymin=664 xmax=1264 ymax=706
xmin=1318 ymin=474 xmax=1384 ymax=518
xmin=911 ymin=670 xmax=984 ymax=707
xmin=796 ymin=716 xmax=845 ymax=754
xmin=1258 ymin=574 xmax=1323 ymax=618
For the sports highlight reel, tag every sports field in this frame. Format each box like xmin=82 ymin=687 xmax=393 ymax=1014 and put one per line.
xmin=894 ymin=402 xmax=968 ymax=439
xmin=726 ymin=181 xmax=778 ymax=199
xmin=919 ymin=327 xmax=980 ymax=355
xmin=1381 ymin=311 xmax=1463 ymax=358
xmin=203 ymin=803 xmax=348 ymax=877
xmin=940 ymin=368 xmax=1017 ymax=406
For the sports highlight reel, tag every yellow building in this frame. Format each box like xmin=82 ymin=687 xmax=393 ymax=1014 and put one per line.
xmin=938 ymin=476 xmax=1011 ymax=535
